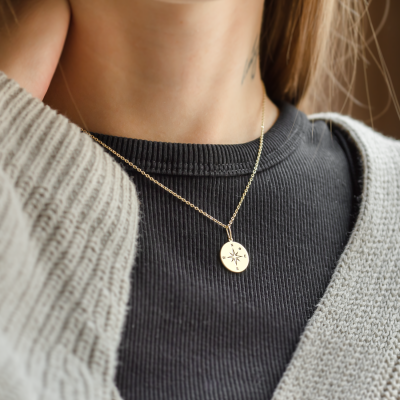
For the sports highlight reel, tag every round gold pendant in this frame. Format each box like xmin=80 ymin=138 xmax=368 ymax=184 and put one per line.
xmin=220 ymin=241 xmax=249 ymax=273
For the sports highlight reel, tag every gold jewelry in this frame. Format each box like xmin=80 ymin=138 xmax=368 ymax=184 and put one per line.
xmin=81 ymin=89 xmax=266 ymax=273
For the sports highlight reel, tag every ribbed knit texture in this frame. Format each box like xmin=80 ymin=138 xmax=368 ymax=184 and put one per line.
xmin=271 ymin=114 xmax=400 ymax=400
xmin=0 ymin=72 xmax=140 ymax=400
xmin=91 ymin=103 xmax=359 ymax=400
xmin=0 ymin=71 xmax=400 ymax=400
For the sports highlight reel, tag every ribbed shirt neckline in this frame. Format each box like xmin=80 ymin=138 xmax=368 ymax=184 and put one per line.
xmin=91 ymin=103 xmax=306 ymax=176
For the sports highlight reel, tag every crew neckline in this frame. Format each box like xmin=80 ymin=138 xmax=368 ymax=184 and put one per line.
xmin=90 ymin=102 xmax=308 ymax=176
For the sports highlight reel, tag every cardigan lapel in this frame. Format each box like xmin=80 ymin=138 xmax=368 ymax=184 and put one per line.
xmin=271 ymin=114 xmax=400 ymax=399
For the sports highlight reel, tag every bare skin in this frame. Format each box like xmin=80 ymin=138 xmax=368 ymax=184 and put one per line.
xmin=0 ymin=0 xmax=70 ymax=100
xmin=1 ymin=0 xmax=279 ymax=144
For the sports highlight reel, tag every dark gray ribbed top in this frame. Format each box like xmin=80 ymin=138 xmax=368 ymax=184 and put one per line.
xmin=91 ymin=103 xmax=360 ymax=400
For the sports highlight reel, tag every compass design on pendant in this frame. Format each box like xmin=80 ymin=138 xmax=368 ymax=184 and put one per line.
xmin=227 ymin=249 xmax=242 ymax=265
xmin=220 ymin=241 xmax=249 ymax=273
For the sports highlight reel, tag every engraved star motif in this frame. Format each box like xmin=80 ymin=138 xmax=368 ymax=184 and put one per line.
xmin=227 ymin=249 xmax=242 ymax=265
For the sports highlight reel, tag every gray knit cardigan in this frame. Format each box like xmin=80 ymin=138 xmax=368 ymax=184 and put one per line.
xmin=0 ymin=71 xmax=399 ymax=400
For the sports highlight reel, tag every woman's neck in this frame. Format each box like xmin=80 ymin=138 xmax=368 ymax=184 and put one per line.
xmin=44 ymin=0 xmax=279 ymax=144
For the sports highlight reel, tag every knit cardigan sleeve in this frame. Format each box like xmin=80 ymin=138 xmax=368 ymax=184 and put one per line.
xmin=0 ymin=71 xmax=141 ymax=400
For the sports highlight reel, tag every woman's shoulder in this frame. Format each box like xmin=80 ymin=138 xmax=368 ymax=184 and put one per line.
xmin=0 ymin=70 xmax=139 ymax=195
xmin=309 ymin=111 xmax=400 ymax=152
xmin=0 ymin=69 xmax=140 ymax=255
xmin=309 ymin=111 xmax=400 ymax=225
xmin=272 ymin=112 xmax=400 ymax=400
xmin=0 ymin=70 xmax=142 ymax=399
xmin=309 ymin=112 xmax=400 ymax=184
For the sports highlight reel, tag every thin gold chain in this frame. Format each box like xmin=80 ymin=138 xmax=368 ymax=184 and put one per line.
xmin=81 ymin=91 xmax=266 ymax=235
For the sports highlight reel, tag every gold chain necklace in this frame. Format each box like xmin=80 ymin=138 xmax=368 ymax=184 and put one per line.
xmin=81 ymin=90 xmax=266 ymax=273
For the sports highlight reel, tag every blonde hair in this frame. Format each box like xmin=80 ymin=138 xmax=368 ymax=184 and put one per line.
xmin=261 ymin=0 xmax=367 ymax=112
xmin=1 ymin=0 xmax=367 ymax=113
